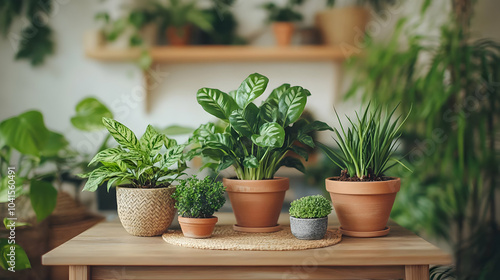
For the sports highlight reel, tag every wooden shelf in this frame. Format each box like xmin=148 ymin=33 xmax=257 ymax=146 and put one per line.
xmin=85 ymin=46 xmax=349 ymax=63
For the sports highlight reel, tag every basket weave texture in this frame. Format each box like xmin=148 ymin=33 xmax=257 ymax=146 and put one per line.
xmin=117 ymin=186 xmax=175 ymax=236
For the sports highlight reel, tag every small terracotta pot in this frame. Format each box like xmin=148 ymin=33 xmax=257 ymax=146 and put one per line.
xmin=178 ymin=216 xmax=218 ymax=239
xmin=166 ymin=26 xmax=191 ymax=46
xmin=315 ymin=6 xmax=370 ymax=46
xmin=272 ymin=22 xmax=295 ymax=46
xmin=223 ymin=177 xmax=289 ymax=232
xmin=325 ymin=177 xmax=400 ymax=237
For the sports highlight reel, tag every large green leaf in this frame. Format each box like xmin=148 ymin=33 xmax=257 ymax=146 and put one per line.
xmin=278 ymin=156 xmax=305 ymax=173
xmin=235 ymin=73 xmax=269 ymax=108
xmin=251 ymin=123 xmax=285 ymax=148
xmin=102 ymin=117 xmax=140 ymax=150
xmin=29 ymin=180 xmax=57 ymax=222
xmin=0 ymin=111 xmax=50 ymax=157
xmin=197 ymin=88 xmax=237 ymax=120
xmin=0 ymin=239 xmax=31 ymax=271
xmin=259 ymin=100 xmax=279 ymax=123
xmin=40 ymin=131 xmax=68 ymax=157
xmin=160 ymin=145 xmax=185 ymax=169
xmin=267 ymin=83 xmax=290 ymax=103
xmin=88 ymin=147 xmax=123 ymax=166
xmin=228 ymin=103 xmax=259 ymax=137
xmin=140 ymin=125 xmax=159 ymax=148
xmin=278 ymin=86 xmax=308 ymax=126
xmin=243 ymin=156 xmax=259 ymax=168
xmin=71 ymin=97 xmax=113 ymax=131
xmin=0 ymin=176 xmax=25 ymax=203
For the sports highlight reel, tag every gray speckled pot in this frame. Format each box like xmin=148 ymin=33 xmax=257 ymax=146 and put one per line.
xmin=290 ymin=216 xmax=328 ymax=240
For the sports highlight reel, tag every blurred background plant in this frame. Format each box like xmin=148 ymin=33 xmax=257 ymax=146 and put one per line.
xmin=344 ymin=0 xmax=500 ymax=278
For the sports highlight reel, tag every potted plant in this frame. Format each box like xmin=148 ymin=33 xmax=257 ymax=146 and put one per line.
xmin=262 ymin=0 xmax=304 ymax=46
xmin=154 ymin=0 xmax=213 ymax=46
xmin=316 ymin=0 xmax=397 ymax=47
xmin=80 ymin=118 xmax=187 ymax=237
xmin=191 ymin=73 xmax=332 ymax=232
xmin=172 ymin=176 xmax=225 ymax=238
xmin=289 ymin=195 xmax=332 ymax=240
xmin=319 ymin=104 xmax=410 ymax=237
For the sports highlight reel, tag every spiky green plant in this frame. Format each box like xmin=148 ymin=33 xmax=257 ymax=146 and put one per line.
xmin=319 ymin=104 xmax=410 ymax=180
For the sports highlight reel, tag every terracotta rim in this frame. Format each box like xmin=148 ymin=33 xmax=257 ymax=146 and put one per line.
xmin=178 ymin=216 xmax=218 ymax=225
xmin=223 ymin=177 xmax=290 ymax=193
xmin=233 ymin=224 xmax=282 ymax=233
xmin=340 ymin=226 xmax=390 ymax=238
xmin=325 ymin=177 xmax=401 ymax=195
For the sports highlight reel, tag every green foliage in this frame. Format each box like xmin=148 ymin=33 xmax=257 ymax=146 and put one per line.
xmin=81 ymin=118 xmax=188 ymax=191
xmin=15 ymin=25 xmax=54 ymax=66
xmin=155 ymin=0 xmax=213 ymax=32
xmin=71 ymin=97 xmax=113 ymax=131
xmin=319 ymin=104 xmax=410 ymax=179
xmin=0 ymin=238 xmax=31 ymax=271
xmin=262 ymin=0 xmax=304 ymax=22
xmin=200 ymin=0 xmax=246 ymax=45
xmin=172 ymin=176 xmax=225 ymax=218
xmin=30 ymin=180 xmax=58 ymax=222
xmin=191 ymin=73 xmax=332 ymax=180
xmin=289 ymin=195 xmax=332 ymax=219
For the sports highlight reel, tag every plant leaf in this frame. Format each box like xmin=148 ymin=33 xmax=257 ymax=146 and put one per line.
xmin=102 ymin=117 xmax=140 ymax=150
xmin=278 ymin=86 xmax=308 ymax=126
xmin=229 ymin=103 xmax=259 ymax=137
xmin=243 ymin=156 xmax=259 ymax=168
xmin=88 ymin=147 xmax=123 ymax=166
xmin=71 ymin=97 xmax=113 ymax=131
xmin=278 ymin=156 xmax=305 ymax=173
xmin=251 ymin=123 xmax=285 ymax=148
xmin=235 ymin=73 xmax=269 ymax=108
xmin=30 ymin=180 xmax=57 ymax=222
xmin=196 ymin=88 xmax=237 ymax=120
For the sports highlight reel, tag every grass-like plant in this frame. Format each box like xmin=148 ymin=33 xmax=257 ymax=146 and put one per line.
xmin=289 ymin=195 xmax=332 ymax=219
xmin=172 ymin=176 xmax=226 ymax=218
xmin=191 ymin=73 xmax=332 ymax=180
xmin=318 ymin=104 xmax=410 ymax=180
xmin=80 ymin=118 xmax=187 ymax=191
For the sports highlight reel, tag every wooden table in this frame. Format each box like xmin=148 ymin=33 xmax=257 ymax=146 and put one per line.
xmin=42 ymin=213 xmax=451 ymax=280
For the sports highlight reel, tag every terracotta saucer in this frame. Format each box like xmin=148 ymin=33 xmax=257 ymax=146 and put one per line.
xmin=233 ymin=224 xmax=282 ymax=233
xmin=340 ymin=226 xmax=390 ymax=237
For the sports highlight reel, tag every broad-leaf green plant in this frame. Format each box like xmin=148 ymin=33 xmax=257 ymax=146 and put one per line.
xmin=80 ymin=118 xmax=187 ymax=191
xmin=319 ymin=104 xmax=410 ymax=180
xmin=172 ymin=176 xmax=225 ymax=218
xmin=191 ymin=73 xmax=332 ymax=180
xmin=155 ymin=0 xmax=213 ymax=34
xmin=289 ymin=195 xmax=332 ymax=219
xmin=262 ymin=0 xmax=304 ymax=23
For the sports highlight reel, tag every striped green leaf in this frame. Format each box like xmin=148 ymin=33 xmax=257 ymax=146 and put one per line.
xmin=229 ymin=103 xmax=259 ymax=137
xmin=160 ymin=145 xmax=185 ymax=169
xmin=236 ymin=73 xmax=269 ymax=108
xmin=259 ymin=100 xmax=279 ymax=123
xmin=251 ymin=122 xmax=285 ymax=148
xmin=197 ymin=88 xmax=237 ymax=120
xmin=278 ymin=86 xmax=308 ymax=127
xmin=88 ymin=147 xmax=123 ymax=166
xmin=102 ymin=117 xmax=140 ymax=150
xmin=266 ymin=83 xmax=290 ymax=103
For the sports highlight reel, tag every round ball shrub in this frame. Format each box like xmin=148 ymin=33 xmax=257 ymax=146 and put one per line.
xmin=289 ymin=195 xmax=332 ymax=219
xmin=172 ymin=176 xmax=226 ymax=218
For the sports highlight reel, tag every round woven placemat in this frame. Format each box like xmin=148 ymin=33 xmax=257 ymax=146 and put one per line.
xmin=162 ymin=225 xmax=342 ymax=251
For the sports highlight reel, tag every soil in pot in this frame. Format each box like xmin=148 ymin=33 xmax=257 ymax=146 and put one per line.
xmin=290 ymin=216 xmax=328 ymax=240
xmin=272 ymin=22 xmax=295 ymax=46
xmin=326 ymin=177 xmax=400 ymax=237
xmin=223 ymin=177 xmax=289 ymax=233
xmin=178 ymin=216 xmax=218 ymax=239
xmin=116 ymin=186 xmax=175 ymax=237
xmin=166 ymin=26 xmax=192 ymax=46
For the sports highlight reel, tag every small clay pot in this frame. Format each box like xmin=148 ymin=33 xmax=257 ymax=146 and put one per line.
xmin=223 ymin=177 xmax=289 ymax=233
xmin=166 ymin=26 xmax=191 ymax=46
xmin=290 ymin=216 xmax=328 ymax=240
xmin=326 ymin=177 xmax=400 ymax=237
xmin=272 ymin=22 xmax=295 ymax=46
xmin=178 ymin=216 xmax=218 ymax=239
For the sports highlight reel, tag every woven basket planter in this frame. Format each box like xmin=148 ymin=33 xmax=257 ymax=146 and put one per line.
xmin=116 ymin=186 xmax=176 ymax=237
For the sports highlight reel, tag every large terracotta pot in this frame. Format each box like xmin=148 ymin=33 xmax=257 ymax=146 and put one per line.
xmin=116 ymin=186 xmax=175 ymax=237
xmin=315 ymin=7 xmax=370 ymax=47
xmin=325 ymin=177 xmax=400 ymax=237
xmin=166 ymin=26 xmax=191 ymax=46
xmin=272 ymin=22 xmax=295 ymax=46
xmin=178 ymin=216 xmax=218 ymax=239
xmin=223 ymin=177 xmax=289 ymax=232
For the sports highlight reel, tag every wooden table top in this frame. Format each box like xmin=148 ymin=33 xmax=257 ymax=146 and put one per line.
xmin=42 ymin=213 xmax=451 ymax=267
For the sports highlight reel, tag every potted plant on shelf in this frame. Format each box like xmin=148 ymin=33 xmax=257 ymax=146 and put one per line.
xmin=80 ymin=118 xmax=187 ymax=237
xmin=154 ymin=0 xmax=213 ymax=46
xmin=262 ymin=0 xmax=304 ymax=46
xmin=289 ymin=195 xmax=332 ymax=240
xmin=319 ymin=104 xmax=410 ymax=237
xmin=172 ymin=176 xmax=225 ymax=239
xmin=191 ymin=73 xmax=332 ymax=232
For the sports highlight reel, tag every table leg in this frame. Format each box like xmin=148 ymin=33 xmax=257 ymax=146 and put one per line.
xmin=69 ymin=265 xmax=90 ymax=280
xmin=405 ymin=265 xmax=429 ymax=280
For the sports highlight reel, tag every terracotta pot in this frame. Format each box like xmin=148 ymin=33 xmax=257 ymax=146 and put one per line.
xmin=166 ymin=26 xmax=191 ymax=46
xmin=315 ymin=6 xmax=370 ymax=47
xmin=272 ymin=22 xmax=295 ymax=46
xmin=223 ymin=177 xmax=289 ymax=232
xmin=325 ymin=177 xmax=400 ymax=237
xmin=178 ymin=216 xmax=218 ymax=239
xmin=116 ymin=186 xmax=175 ymax=237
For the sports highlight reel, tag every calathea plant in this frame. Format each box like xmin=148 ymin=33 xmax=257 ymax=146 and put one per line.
xmin=80 ymin=118 xmax=187 ymax=191
xmin=191 ymin=73 xmax=331 ymax=180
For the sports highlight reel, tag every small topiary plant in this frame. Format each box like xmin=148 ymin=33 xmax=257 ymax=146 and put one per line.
xmin=289 ymin=195 xmax=332 ymax=219
xmin=172 ymin=176 xmax=226 ymax=218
